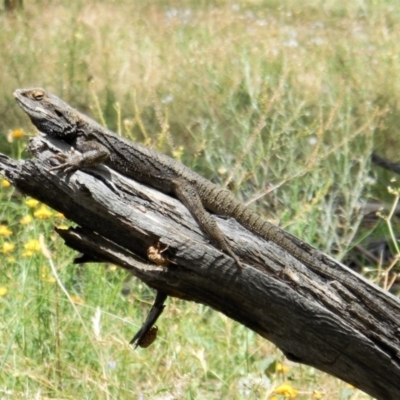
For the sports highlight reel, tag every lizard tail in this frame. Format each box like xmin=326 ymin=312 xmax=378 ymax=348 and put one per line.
xmin=198 ymin=182 xmax=309 ymax=262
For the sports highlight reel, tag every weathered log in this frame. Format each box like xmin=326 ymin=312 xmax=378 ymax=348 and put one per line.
xmin=1 ymin=136 xmax=400 ymax=400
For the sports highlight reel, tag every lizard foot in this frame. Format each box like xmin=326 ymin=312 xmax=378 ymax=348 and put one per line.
xmin=225 ymin=247 xmax=245 ymax=269
xmin=49 ymin=150 xmax=83 ymax=173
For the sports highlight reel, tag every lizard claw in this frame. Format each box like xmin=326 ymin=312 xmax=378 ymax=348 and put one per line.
xmin=49 ymin=150 xmax=82 ymax=173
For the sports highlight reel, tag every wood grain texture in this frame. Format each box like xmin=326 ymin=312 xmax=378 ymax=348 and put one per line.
xmin=1 ymin=136 xmax=400 ymax=399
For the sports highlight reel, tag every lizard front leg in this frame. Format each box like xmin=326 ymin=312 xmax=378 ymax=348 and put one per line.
xmin=50 ymin=140 xmax=110 ymax=173
xmin=173 ymin=179 xmax=244 ymax=269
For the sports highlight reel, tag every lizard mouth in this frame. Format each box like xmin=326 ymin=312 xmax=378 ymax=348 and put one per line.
xmin=13 ymin=89 xmax=23 ymax=103
xmin=13 ymin=88 xmax=61 ymax=133
xmin=13 ymin=88 xmax=30 ymax=104
xmin=13 ymin=90 xmax=30 ymax=114
xmin=13 ymin=89 xmax=31 ymax=111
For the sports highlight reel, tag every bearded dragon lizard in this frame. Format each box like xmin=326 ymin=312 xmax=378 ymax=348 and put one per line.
xmin=14 ymin=87 xmax=321 ymax=271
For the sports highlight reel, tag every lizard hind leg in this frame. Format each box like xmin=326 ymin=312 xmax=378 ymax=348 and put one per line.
xmin=173 ymin=179 xmax=244 ymax=269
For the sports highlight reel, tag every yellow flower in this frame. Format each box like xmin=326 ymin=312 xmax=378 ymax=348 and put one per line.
xmin=2 ymin=242 xmax=15 ymax=254
xmin=55 ymin=224 xmax=69 ymax=230
xmin=1 ymin=179 xmax=11 ymax=188
xmin=24 ymin=239 xmax=40 ymax=251
xmin=22 ymin=239 xmax=41 ymax=257
xmin=0 ymin=225 xmax=13 ymax=237
xmin=34 ymin=205 xmax=53 ymax=219
xmin=218 ymin=167 xmax=227 ymax=175
xmin=276 ymin=362 xmax=289 ymax=373
xmin=54 ymin=212 xmax=65 ymax=219
xmin=25 ymin=198 xmax=39 ymax=208
xmin=11 ymin=129 xmax=24 ymax=139
xmin=0 ymin=287 xmax=8 ymax=296
xmin=172 ymin=145 xmax=184 ymax=160
xmin=40 ymin=266 xmax=56 ymax=283
xmin=312 ymin=390 xmax=323 ymax=399
xmin=20 ymin=215 xmax=33 ymax=225
xmin=274 ymin=383 xmax=298 ymax=399
xmin=70 ymin=295 xmax=85 ymax=305
xmin=7 ymin=256 xmax=16 ymax=263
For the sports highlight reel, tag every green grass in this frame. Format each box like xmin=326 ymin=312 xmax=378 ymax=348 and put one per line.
xmin=1 ymin=0 xmax=399 ymax=398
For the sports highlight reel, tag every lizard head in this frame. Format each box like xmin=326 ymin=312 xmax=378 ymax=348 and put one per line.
xmin=13 ymin=88 xmax=77 ymax=138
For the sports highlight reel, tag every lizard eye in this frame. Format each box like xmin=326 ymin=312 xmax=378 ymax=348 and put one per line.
xmin=31 ymin=90 xmax=45 ymax=101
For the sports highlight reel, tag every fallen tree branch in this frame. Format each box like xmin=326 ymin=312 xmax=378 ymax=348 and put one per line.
xmin=1 ymin=136 xmax=400 ymax=399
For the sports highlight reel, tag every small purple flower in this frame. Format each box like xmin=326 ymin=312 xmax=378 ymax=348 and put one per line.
xmin=108 ymin=360 xmax=116 ymax=370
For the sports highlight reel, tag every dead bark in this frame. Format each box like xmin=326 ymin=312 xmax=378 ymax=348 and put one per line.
xmin=1 ymin=136 xmax=400 ymax=400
